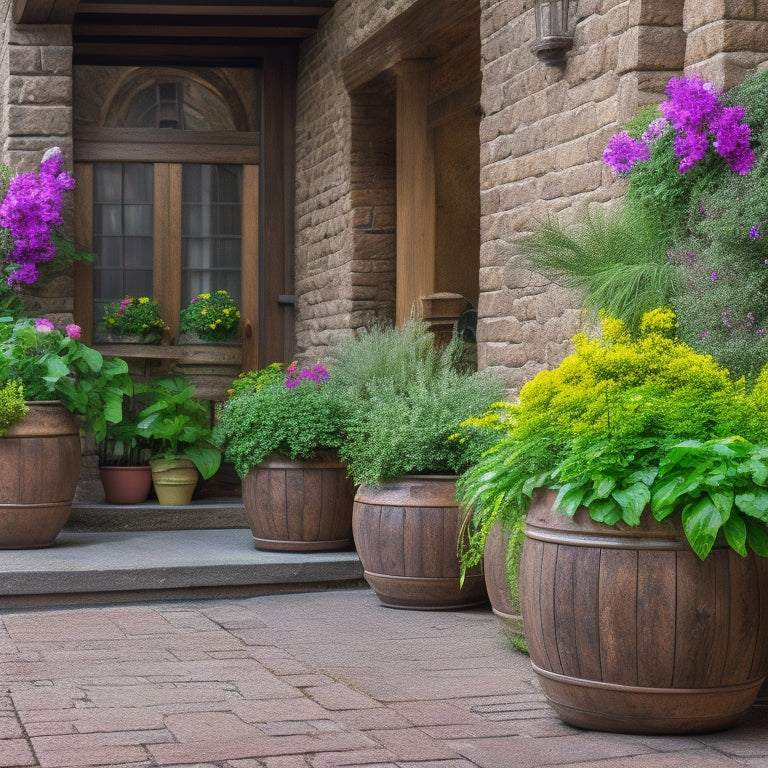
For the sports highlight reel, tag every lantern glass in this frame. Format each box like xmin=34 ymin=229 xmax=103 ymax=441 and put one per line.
xmin=534 ymin=0 xmax=569 ymax=38
xmin=531 ymin=0 xmax=574 ymax=64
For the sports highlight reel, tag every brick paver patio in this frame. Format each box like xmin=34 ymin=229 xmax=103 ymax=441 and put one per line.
xmin=1 ymin=589 xmax=767 ymax=767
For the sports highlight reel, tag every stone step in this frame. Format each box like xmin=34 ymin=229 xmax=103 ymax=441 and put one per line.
xmin=68 ymin=497 xmax=249 ymax=531
xmin=0 ymin=528 xmax=365 ymax=609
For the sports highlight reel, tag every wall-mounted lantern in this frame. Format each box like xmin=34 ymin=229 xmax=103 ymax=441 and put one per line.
xmin=530 ymin=0 xmax=575 ymax=65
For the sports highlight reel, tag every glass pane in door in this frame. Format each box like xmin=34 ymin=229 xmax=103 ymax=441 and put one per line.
xmin=92 ymin=162 xmax=154 ymax=338
xmin=181 ymin=164 xmax=242 ymax=307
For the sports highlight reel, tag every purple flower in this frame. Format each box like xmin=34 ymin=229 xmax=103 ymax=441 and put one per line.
xmin=602 ymin=131 xmax=650 ymax=174
xmin=699 ymin=330 xmax=710 ymax=339
xmin=750 ymin=226 xmax=760 ymax=239
xmin=641 ymin=118 xmax=668 ymax=143
xmin=65 ymin=323 xmax=81 ymax=339
xmin=710 ymin=271 xmax=718 ymax=282
xmin=658 ymin=74 xmax=754 ymax=175
xmin=35 ymin=318 xmax=54 ymax=332
xmin=0 ymin=148 xmax=76 ymax=287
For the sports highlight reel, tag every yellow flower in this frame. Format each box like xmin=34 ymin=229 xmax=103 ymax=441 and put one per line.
xmin=200 ymin=293 xmax=211 ymax=300
xmin=201 ymin=308 xmax=207 ymax=315
xmin=138 ymin=297 xmax=149 ymax=304
xmin=209 ymin=323 xmax=216 ymax=329
xmin=216 ymin=290 xmax=228 ymax=295
xmin=107 ymin=317 xmax=115 ymax=325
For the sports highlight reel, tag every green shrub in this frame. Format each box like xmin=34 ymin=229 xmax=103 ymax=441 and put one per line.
xmin=0 ymin=380 xmax=27 ymax=435
xmin=327 ymin=323 xmax=503 ymax=486
xmin=213 ymin=363 xmax=344 ymax=478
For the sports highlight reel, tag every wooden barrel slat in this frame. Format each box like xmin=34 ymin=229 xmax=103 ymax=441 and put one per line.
xmin=572 ymin=545 xmax=601 ymax=683
xmin=243 ymin=451 xmax=354 ymax=552
xmin=553 ymin=545 xmax=579 ymax=679
xmin=723 ymin=553 xmax=759 ymax=684
xmin=353 ymin=477 xmax=487 ymax=610
xmin=599 ymin=549 xmax=638 ymax=687
xmin=637 ymin=549 xmax=676 ymax=688
xmin=483 ymin=520 xmax=524 ymax=640
xmin=521 ymin=488 xmax=768 ymax=734
xmin=519 ymin=537 xmax=546 ymax=662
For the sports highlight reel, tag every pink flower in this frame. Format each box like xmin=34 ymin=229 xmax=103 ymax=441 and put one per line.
xmin=35 ymin=318 xmax=54 ymax=332
xmin=65 ymin=323 xmax=81 ymax=339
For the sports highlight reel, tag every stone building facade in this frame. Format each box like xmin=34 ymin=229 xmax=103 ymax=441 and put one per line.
xmin=0 ymin=0 xmax=766 ymax=397
xmin=294 ymin=0 xmax=768 ymax=391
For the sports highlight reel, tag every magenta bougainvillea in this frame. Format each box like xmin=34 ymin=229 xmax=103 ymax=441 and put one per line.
xmin=604 ymin=74 xmax=754 ymax=176
xmin=0 ymin=148 xmax=76 ymax=287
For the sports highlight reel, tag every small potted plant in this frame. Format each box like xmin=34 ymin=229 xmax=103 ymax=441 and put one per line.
xmin=179 ymin=289 xmax=241 ymax=343
xmin=325 ymin=322 xmax=503 ymax=609
xmin=103 ymin=296 xmax=168 ymax=344
xmin=136 ymin=374 xmax=221 ymax=505
xmin=97 ymin=392 xmax=155 ymax=504
xmin=213 ymin=361 xmax=354 ymax=551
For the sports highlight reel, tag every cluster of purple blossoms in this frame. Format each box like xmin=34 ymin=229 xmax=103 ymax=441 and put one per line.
xmin=659 ymin=74 xmax=754 ymax=174
xmin=0 ymin=148 xmax=76 ymax=288
xmin=602 ymin=131 xmax=650 ymax=173
xmin=603 ymin=74 xmax=754 ymax=176
xmin=284 ymin=363 xmax=330 ymax=389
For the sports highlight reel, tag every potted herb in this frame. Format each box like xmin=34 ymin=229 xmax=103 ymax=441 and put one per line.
xmin=103 ymin=296 xmax=168 ymax=344
xmin=326 ymin=322 xmax=503 ymax=609
xmin=136 ymin=374 xmax=221 ymax=505
xmin=179 ymin=289 xmax=241 ymax=343
xmin=213 ymin=361 xmax=354 ymax=551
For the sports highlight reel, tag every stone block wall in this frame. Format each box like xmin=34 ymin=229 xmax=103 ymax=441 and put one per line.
xmin=0 ymin=0 xmax=74 ymax=324
xmin=295 ymin=0 xmax=420 ymax=360
xmin=295 ymin=0 xmax=768 ymax=390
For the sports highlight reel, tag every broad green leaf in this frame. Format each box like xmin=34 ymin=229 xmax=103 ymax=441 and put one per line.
xmin=745 ymin=517 xmax=768 ymax=557
xmin=723 ymin=513 xmax=747 ymax=557
xmin=554 ymin=482 xmax=587 ymax=518
xmin=612 ymin=482 xmax=650 ymax=526
xmin=594 ymin=476 xmax=616 ymax=499
xmin=587 ymin=497 xmax=621 ymax=525
xmin=735 ymin=489 xmax=768 ymax=521
xmin=681 ymin=496 xmax=722 ymax=560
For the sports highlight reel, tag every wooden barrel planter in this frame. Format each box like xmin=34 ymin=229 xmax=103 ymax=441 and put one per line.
xmin=484 ymin=519 xmax=525 ymax=645
xmin=0 ymin=401 xmax=81 ymax=548
xmin=520 ymin=489 xmax=768 ymax=734
xmin=353 ymin=475 xmax=488 ymax=610
xmin=242 ymin=450 xmax=355 ymax=552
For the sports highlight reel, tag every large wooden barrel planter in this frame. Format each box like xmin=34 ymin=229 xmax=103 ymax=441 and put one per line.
xmin=0 ymin=401 xmax=81 ymax=548
xmin=520 ymin=489 xmax=768 ymax=734
xmin=353 ymin=475 xmax=488 ymax=610
xmin=484 ymin=519 xmax=525 ymax=645
xmin=242 ymin=450 xmax=355 ymax=552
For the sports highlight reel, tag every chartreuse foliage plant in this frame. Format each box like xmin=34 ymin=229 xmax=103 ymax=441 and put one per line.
xmin=0 ymin=380 xmax=26 ymax=435
xmin=458 ymin=308 xmax=768 ymax=574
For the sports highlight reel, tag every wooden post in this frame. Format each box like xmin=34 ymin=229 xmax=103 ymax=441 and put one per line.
xmin=395 ymin=59 xmax=435 ymax=326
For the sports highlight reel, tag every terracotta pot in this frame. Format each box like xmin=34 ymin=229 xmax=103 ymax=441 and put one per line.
xmin=150 ymin=457 xmax=198 ymax=506
xmin=484 ymin=519 xmax=525 ymax=643
xmin=353 ymin=475 xmax=488 ymax=610
xmin=242 ymin=450 xmax=355 ymax=551
xmin=0 ymin=401 xmax=81 ymax=548
xmin=520 ymin=488 xmax=768 ymax=734
xmin=99 ymin=465 xmax=153 ymax=504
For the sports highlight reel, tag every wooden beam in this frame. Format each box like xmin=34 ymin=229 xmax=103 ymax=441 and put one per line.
xmin=395 ymin=59 xmax=435 ymax=327
xmin=341 ymin=0 xmax=476 ymax=92
xmin=14 ymin=0 xmax=79 ymax=23
xmin=75 ymin=2 xmax=331 ymax=16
